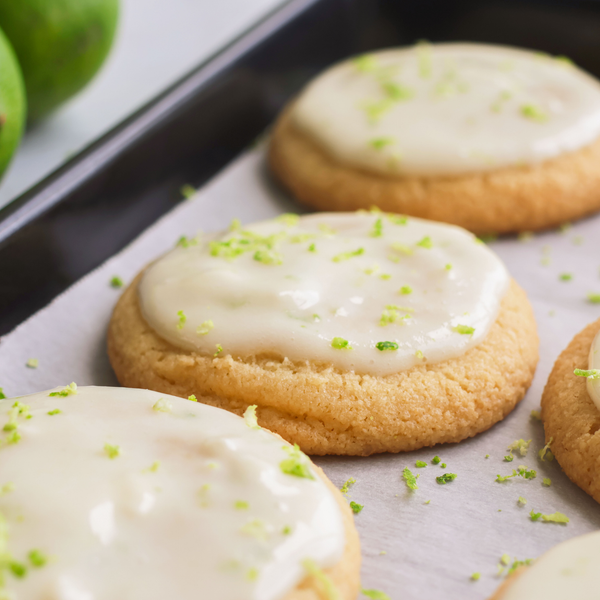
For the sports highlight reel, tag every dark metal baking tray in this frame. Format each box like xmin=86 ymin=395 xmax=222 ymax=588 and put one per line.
xmin=1 ymin=0 xmax=600 ymax=337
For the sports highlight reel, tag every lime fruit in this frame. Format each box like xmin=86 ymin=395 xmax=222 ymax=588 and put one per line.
xmin=0 ymin=27 xmax=26 ymax=180
xmin=0 ymin=0 xmax=119 ymax=122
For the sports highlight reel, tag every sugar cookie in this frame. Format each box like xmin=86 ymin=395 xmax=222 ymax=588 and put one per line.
xmin=541 ymin=317 xmax=600 ymax=502
xmin=108 ymin=212 xmax=539 ymax=455
xmin=269 ymin=43 xmax=600 ymax=233
xmin=489 ymin=531 xmax=600 ymax=600
xmin=0 ymin=385 xmax=360 ymax=599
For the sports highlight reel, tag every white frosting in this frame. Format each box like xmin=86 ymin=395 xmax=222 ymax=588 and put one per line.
xmin=500 ymin=531 xmax=600 ymax=600
xmin=586 ymin=331 xmax=600 ymax=408
xmin=138 ymin=213 xmax=509 ymax=376
xmin=291 ymin=43 xmax=600 ymax=176
xmin=0 ymin=386 xmax=344 ymax=600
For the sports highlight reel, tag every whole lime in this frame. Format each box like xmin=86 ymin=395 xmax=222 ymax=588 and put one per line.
xmin=0 ymin=27 xmax=26 ymax=180
xmin=0 ymin=0 xmax=119 ymax=122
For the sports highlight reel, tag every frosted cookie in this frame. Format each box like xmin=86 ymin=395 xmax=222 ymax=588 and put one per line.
xmin=108 ymin=212 xmax=539 ymax=455
xmin=489 ymin=531 xmax=600 ymax=600
xmin=541 ymin=318 xmax=600 ymax=502
xmin=269 ymin=43 xmax=600 ymax=234
xmin=0 ymin=385 xmax=359 ymax=600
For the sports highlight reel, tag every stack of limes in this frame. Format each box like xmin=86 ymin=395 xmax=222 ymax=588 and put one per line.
xmin=0 ymin=0 xmax=119 ymax=181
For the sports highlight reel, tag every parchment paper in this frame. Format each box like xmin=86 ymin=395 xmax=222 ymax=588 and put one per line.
xmin=2 ymin=148 xmax=600 ymax=600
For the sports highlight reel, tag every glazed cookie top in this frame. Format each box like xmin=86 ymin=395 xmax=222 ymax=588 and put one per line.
xmin=0 ymin=386 xmax=344 ymax=600
xmin=290 ymin=43 xmax=600 ymax=176
xmin=138 ymin=212 xmax=509 ymax=376
xmin=498 ymin=531 xmax=600 ymax=600
xmin=585 ymin=330 xmax=600 ymax=407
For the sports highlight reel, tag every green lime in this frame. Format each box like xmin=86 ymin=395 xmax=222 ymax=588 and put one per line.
xmin=0 ymin=0 xmax=119 ymax=122
xmin=0 ymin=27 xmax=26 ymax=180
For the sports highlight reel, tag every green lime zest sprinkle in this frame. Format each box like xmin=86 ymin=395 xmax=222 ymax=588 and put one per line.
xmin=496 ymin=466 xmax=537 ymax=482
xmin=26 ymin=358 xmax=38 ymax=369
xmin=452 ymin=324 xmax=475 ymax=335
xmin=6 ymin=430 xmax=21 ymax=444
xmin=361 ymin=589 xmax=391 ymax=600
xmin=104 ymin=443 xmax=121 ymax=459
xmin=28 ymin=549 xmax=47 ymax=568
xmin=530 ymin=409 xmax=541 ymax=421
xmin=243 ymin=405 xmax=260 ymax=430
xmin=361 ymin=99 xmax=395 ymax=123
xmin=399 ymin=285 xmax=412 ymax=295
xmin=538 ymin=437 xmax=554 ymax=462
xmin=280 ymin=444 xmax=314 ymax=480
xmin=234 ymin=500 xmax=249 ymax=510
xmin=176 ymin=235 xmax=199 ymax=249
xmin=246 ymin=567 xmax=260 ymax=581
xmin=507 ymin=558 xmax=534 ymax=575
xmin=440 ymin=463 xmax=447 ymax=468
xmin=214 ymin=344 xmax=223 ymax=357
xmin=504 ymin=453 xmax=514 ymax=462
xmin=376 ymin=341 xmax=398 ymax=352
xmin=559 ymin=273 xmax=572 ymax=281
xmin=445 ymin=263 xmax=452 ymax=271
xmin=507 ymin=439 xmax=532 ymax=457
xmin=402 ymin=467 xmax=418 ymax=490
xmin=370 ymin=218 xmax=384 ymax=238
xmin=282 ymin=525 xmax=292 ymax=535
xmin=352 ymin=53 xmax=377 ymax=72
xmin=9 ymin=561 xmax=27 ymax=578
xmin=416 ymin=236 xmax=433 ymax=249
xmin=176 ymin=310 xmax=187 ymax=329
xmin=521 ymin=104 xmax=549 ymax=122
xmin=332 ymin=247 xmax=364 ymax=262
xmin=387 ymin=214 xmax=408 ymax=226
xmin=196 ymin=320 xmax=214 ymax=335
xmin=275 ymin=213 xmax=299 ymax=227
xmin=308 ymin=243 xmax=317 ymax=252
xmin=146 ymin=461 xmax=160 ymax=473
xmin=229 ymin=218 xmax=242 ymax=231
xmin=432 ymin=456 xmax=441 ymax=465
xmin=350 ymin=501 xmax=364 ymax=514
xmin=180 ymin=184 xmax=196 ymax=199
xmin=380 ymin=305 xmax=411 ymax=327
xmin=332 ymin=337 xmax=352 ymax=350
xmin=0 ymin=482 xmax=15 ymax=495
xmin=340 ymin=478 xmax=356 ymax=495
xmin=543 ymin=477 xmax=552 ymax=487
xmin=574 ymin=368 xmax=600 ymax=380
xmin=253 ymin=249 xmax=283 ymax=265
xmin=518 ymin=496 xmax=527 ymax=506
xmin=109 ymin=276 xmax=124 ymax=289
xmin=415 ymin=350 xmax=424 ymax=360
xmin=436 ymin=473 xmax=457 ymax=484
xmin=188 ymin=395 xmax=198 ymax=402
xmin=587 ymin=293 xmax=600 ymax=304
xmin=0 ymin=388 xmax=5 ymax=400
xmin=152 ymin=398 xmax=172 ymax=413
xmin=370 ymin=138 xmax=394 ymax=151
xmin=381 ymin=81 xmax=414 ymax=101
xmin=302 ymin=558 xmax=340 ymax=600
xmin=471 ymin=572 xmax=481 ymax=581
xmin=415 ymin=460 xmax=427 ymax=468
xmin=530 ymin=510 xmax=569 ymax=524
xmin=49 ymin=382 xmax=77 ymax=397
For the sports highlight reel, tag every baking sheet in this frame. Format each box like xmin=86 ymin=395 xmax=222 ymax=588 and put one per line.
xmin=2 ymin=148 xmax=600 ymax=600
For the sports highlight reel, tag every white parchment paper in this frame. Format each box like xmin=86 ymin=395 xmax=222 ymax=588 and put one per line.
xmin=2 ymin=149 xmax=600 ymax=600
